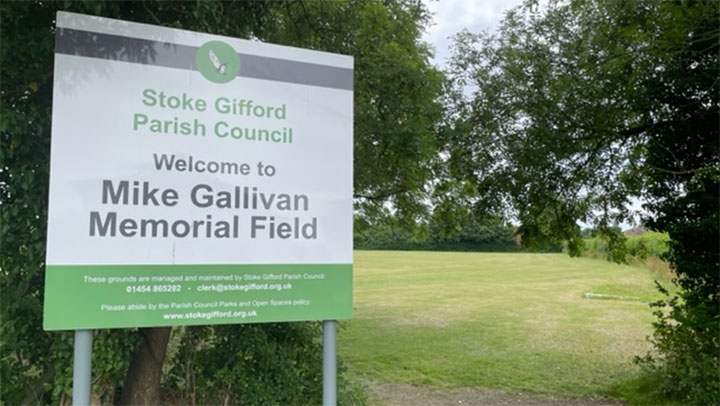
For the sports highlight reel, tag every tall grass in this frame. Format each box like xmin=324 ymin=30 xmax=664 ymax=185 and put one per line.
xmin=579 ymin=231 xmax=673 ymax=282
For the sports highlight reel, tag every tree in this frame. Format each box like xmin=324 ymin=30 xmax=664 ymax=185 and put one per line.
xmin=447 ymin=0 xmax=718 ymax=402
xmin=1 ymin=1 xmax=443 ymax=404
xmin=260 ymin=0 xmax=445 ymax=228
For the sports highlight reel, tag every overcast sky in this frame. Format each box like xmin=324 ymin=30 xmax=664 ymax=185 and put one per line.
xmin=422 ymin=0 xmax=525 ymax=67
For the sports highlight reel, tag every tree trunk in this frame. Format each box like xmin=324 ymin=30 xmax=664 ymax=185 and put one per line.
xmin=117 ymin=327 xmax=171 ymax=405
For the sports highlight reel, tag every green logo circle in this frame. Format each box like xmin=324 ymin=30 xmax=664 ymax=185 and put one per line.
xmin=196 ymin=41 xmax=240 ymax=84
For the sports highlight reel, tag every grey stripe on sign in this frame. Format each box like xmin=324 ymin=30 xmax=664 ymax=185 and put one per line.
xmin=54 ymin=27 xmax=353 ymax=91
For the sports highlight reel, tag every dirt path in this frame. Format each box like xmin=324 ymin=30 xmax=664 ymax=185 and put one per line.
xmin=364 ymin=381 xmax=623 ymax=406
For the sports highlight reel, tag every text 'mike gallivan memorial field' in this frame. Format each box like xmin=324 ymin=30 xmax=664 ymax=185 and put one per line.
xmin=43 ymin=12 xmax=354 ymax=330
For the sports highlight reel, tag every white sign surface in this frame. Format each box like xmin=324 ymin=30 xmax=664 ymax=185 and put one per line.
xmin=44 ymin=12 xmax=353 ymax=330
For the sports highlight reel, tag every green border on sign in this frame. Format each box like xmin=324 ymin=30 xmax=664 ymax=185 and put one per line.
xmin=44 ymin=264 xmax=352 ymax=330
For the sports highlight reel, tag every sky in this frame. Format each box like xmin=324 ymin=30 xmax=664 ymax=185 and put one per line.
xmin=422 ymin=0 xmax=525 ymax=67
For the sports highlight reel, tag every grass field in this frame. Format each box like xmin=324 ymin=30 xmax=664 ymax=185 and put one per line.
xmin=339 ymin=251 xmax=671 ymax=401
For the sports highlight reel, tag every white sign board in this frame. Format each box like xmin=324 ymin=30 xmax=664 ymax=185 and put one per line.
xmin=44 ymin=12 xmax=353 ymax=330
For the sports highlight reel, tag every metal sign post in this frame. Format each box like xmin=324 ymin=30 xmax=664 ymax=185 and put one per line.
xmin=323 ymin=320 xmax=337 ymax=406
xmin=72 ymin=330 xmax=93 ymax=406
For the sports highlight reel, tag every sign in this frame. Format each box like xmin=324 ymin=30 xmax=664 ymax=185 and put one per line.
xmin=43 ymin=12 xmax=353 ymax=330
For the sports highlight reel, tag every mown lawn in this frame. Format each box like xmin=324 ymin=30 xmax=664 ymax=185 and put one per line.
xmin=339 ymin=251 xmax=668 ymax=399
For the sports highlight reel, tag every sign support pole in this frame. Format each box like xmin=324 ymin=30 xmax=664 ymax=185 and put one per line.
xmin=72 ymin=329 xmax=93 ymax=406
xmin=322 ymin=320 xmax=337 ymax=406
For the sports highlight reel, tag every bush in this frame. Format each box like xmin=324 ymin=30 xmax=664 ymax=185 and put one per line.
xmin=625 ymin=232 xmax=670 ymax=260
xmin=636 ymin=285 xmax=720 ymax=405
xmin=578 ymin=231 xmax=670 ymax=263
xmin=354 ymin=217 xmax=562 ymax=252
xmin=165 ymin=323 xmax=367 ymax=406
